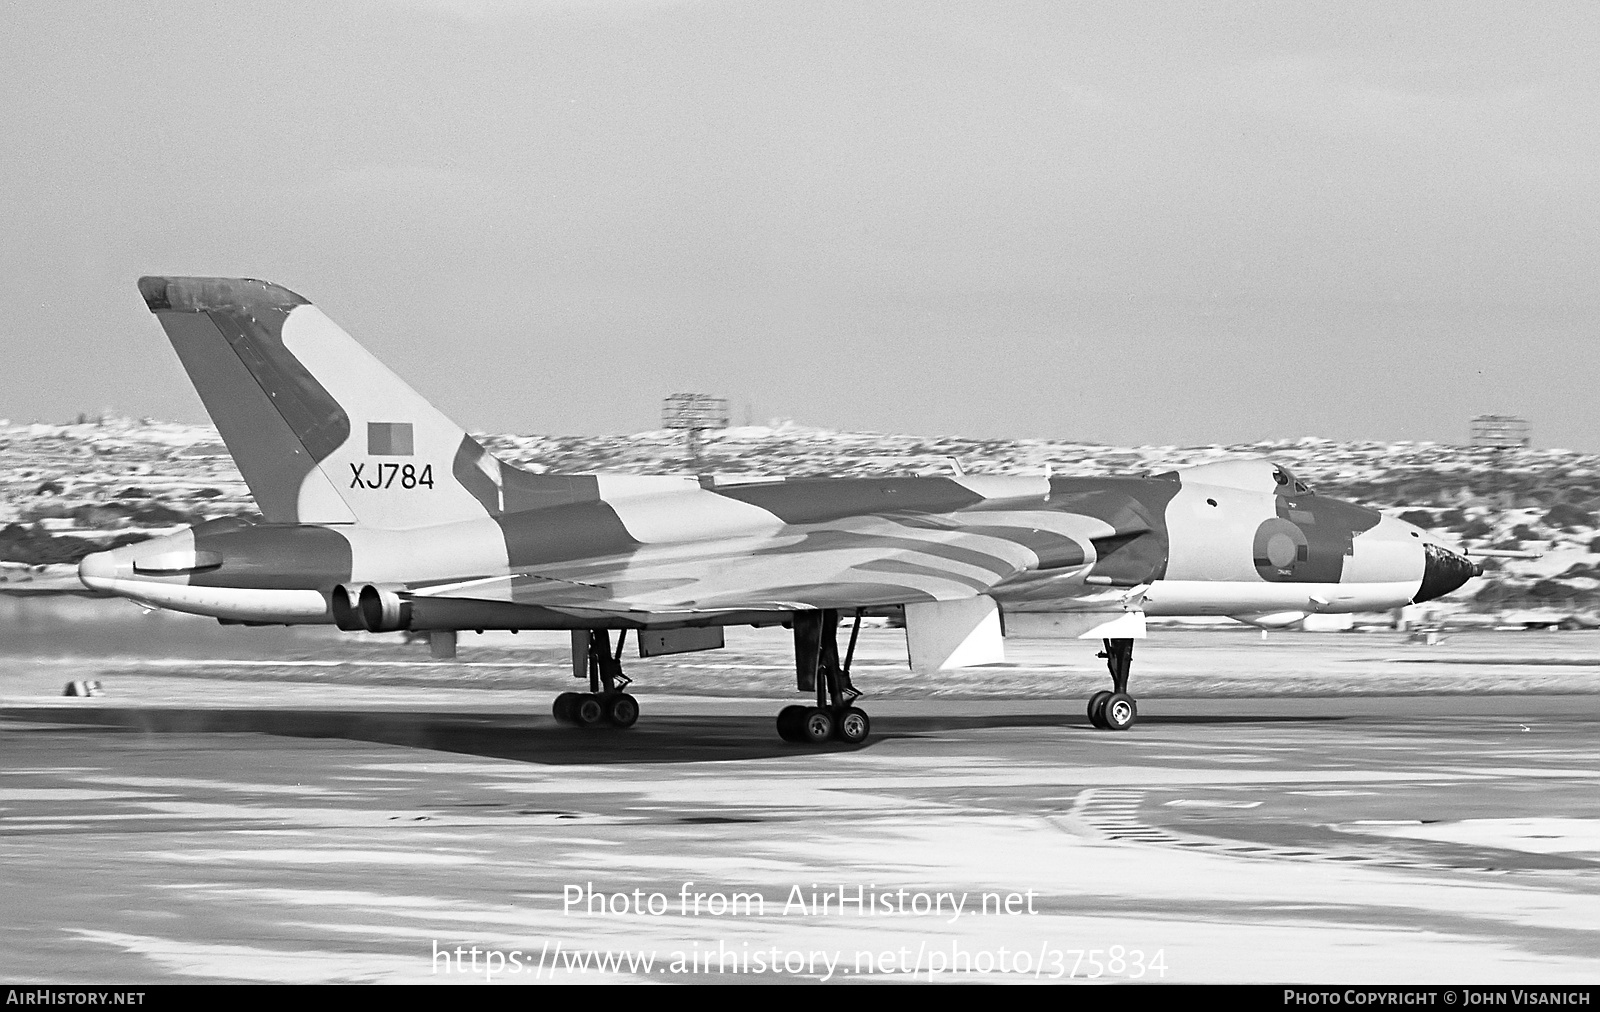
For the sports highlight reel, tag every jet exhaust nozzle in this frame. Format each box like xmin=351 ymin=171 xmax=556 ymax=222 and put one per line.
xmin=330 ymin=584 xmax=365 ymax=631
xmin=356 ymin=584 xmax=412 ymax=633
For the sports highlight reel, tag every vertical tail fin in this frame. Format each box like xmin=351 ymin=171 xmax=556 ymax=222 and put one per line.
xmin=138 ymin=276 xmax=575 ymax=528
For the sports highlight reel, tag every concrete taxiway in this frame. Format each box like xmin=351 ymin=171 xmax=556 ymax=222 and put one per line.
xmin=4 ymin=676 xmax=1600 ymax=983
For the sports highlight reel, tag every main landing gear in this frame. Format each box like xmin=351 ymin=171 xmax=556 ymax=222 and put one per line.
xmin=553 ymin=629 xmax=640 ymax=729
xmin=778 ymin=608 xmax=871 ymax=745
xmin=1087 ymin=637 xmax=1138 ymax=731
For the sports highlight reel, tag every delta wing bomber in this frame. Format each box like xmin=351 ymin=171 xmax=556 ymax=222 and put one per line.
xmin=77 ymin=278 xmax=1481 ymax=742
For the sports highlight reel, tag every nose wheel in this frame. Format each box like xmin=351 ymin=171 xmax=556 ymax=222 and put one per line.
xmin=1086 ymin=690 xmax=1111 ymax=724
xmin=1088 ymin=638 xmax=1139 ymax=730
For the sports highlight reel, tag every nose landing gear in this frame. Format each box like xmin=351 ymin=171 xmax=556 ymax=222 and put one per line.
xmin=1088 ymin=637 xmax=1138 ymax=730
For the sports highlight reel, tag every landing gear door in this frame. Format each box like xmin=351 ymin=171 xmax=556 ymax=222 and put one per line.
xmin=637 ymin=627 xmax=726 ymax=658
xmin=904 ymin=595 xmax=1004 ymax=672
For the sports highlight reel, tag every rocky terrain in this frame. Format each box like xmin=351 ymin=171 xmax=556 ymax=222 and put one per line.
xmin=3 ymin=416 xmax=1596 ymax=619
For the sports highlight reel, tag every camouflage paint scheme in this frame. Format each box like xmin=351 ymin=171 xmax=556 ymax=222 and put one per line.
xmin=78 ymin=278 xmax=1478 ymax=669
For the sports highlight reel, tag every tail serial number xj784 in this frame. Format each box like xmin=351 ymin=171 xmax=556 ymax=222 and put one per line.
xmin=77 ymin=277 xmax=1481 ymax=743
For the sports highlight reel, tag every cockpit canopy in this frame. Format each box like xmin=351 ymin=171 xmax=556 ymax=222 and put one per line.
xmin=1160 ymin=457 xmax=1312 ymax=496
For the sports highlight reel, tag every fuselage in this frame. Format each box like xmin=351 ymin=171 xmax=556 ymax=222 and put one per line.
xmin=77 ymin=466 xmax=1478 ymax=629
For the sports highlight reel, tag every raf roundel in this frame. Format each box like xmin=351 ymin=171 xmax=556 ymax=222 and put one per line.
xmin=1252 ymin=517 xmax=1310 ymax=581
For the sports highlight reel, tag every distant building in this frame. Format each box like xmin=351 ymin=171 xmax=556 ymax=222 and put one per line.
xmin=1470 ymin=414 xmax=1530 ymax=449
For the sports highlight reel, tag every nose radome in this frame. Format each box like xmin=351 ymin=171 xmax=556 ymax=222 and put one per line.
xmin=1413 ymin=543 xmax=1479 ymax=603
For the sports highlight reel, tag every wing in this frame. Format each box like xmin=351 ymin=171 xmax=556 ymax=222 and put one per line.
xmin=411 ymin=502 xmax=1117 ymax=619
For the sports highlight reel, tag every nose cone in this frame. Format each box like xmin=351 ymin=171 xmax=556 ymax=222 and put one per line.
xmin=1413 ymin=543 xmax=1480 ymax=603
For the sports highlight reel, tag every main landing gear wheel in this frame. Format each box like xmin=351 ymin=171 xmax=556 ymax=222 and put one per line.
xmin=606 ymin=693 xmax=640 ymax=729
xmin=776 ymin=705 xmax=808 ymax=742
xmin=573 ymin=694 xmax=606 ymax=727
xmin=778 ymin=609 xmax=873 ymax=746
xmin=553 ymin=630 xmax=642 ymax=729
xmin=800 ymin=707 xmax=835 ymax=744
xmin=553 ymin=692 xmax=581 ymax=723
xmin=554 ymin=691 xmax=639 ymax=728
xmin=778 ymin=704 xmax=870 ymax=744
xmin=835 ymin=706 xmax=870 ymax=744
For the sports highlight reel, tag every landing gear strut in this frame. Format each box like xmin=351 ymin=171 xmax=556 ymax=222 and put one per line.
xmin=1088 ymin=637 xmax=1138 ymax=731
xmin=778 ymin=608 xmax=870 ymax=745
xmin=553 ymin=629 xmax=640 ymax=729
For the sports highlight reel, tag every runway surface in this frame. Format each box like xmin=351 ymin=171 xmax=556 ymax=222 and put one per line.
xmin=4 ymin=683 xmax=1600 ymax=983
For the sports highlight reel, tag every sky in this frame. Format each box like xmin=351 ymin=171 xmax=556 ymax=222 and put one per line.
xmin=2 ymin=1 xmax=1597 ymax=449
